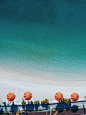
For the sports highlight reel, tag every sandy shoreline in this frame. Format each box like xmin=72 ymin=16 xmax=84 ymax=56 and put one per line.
xmin=0 ymin=67 xmax=86 ymax=104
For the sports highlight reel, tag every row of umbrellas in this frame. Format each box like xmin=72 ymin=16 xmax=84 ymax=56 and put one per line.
xmin=7 ymin=92 xmax=32 ymax=101
xmin=7 ymin=92 xmax=79 ymax=102
xmin=55 ymin=92 xmax=79 ymax=102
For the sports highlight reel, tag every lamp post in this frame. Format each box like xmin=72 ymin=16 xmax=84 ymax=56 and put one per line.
xmin=49 ymin=106 xmax=52 ymax=115
xmin=81 ymin=103 xmax=85 ymax=114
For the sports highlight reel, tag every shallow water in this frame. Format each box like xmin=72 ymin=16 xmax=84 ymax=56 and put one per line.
xmin=0 ymin=0 xmax=86 ymax=80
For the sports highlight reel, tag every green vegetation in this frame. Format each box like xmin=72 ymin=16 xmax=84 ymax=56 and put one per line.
xmin=5 ymin=111 xmax=9 ymax=113
xmin=84 ymin=96 xmax=86 ymax=98
xmin=21 ymin=100 xmax=26 ymax=105
xmin=2 ymin=102 xmax=5 ymax=105
xmin=3 ymin=111 xmax=5 ymax=114
xmin=30 ymin=101 xmax=33 ymax=104
xmin=0 ymin=104 xmax=1 ymax=107
xmin=41 ymin=99 xmax=49 ymax=104
xmin=7 ymin=103 xmax=9 ymax=105
xmin=12 ymin=102 xmax=14 ymax=106
xmin=34 ymin=100 xmax=39 ymax=104
xmin=60 ymin=98 xmax=71 ymax=104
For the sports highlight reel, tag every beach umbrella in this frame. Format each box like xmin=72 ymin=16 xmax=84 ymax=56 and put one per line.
xmin=54 ymin=92 xmax=63 ymax=101
xmin=71 ymin=93 xmax=79 ymax=102
xmin=7 ymin=92 xmax=16 ymax=101
xmin=23 ymin=91 xmax=32 ymax=100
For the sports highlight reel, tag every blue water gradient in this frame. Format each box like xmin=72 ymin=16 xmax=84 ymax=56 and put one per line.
xmin=0 ymin=0 xmax=86 ymax=80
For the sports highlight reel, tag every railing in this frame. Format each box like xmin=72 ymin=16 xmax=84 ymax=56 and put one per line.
xmin=0 ymin=100 xmax=86 ymax=113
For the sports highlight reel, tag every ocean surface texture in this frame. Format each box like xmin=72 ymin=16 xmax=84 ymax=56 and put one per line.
xmin=0 ymin=0 xmax=86 ymax=80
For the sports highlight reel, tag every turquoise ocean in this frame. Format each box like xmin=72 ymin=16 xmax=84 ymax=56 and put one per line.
xmin=0 ymin=0 xmax=86 ymax=80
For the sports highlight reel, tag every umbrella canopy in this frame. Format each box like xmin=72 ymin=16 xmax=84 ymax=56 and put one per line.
xmin=54 ymin=92 xmax=63 ymax=101
xmin=23 ymin=91 xmax=32 ymax=100
xmin=7 ymin=92 xmax=16 ymax=101
xmin=71 ymin=93 xmax=79 ymax=102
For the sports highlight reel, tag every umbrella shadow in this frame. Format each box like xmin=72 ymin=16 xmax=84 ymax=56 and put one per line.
xmin=56 ymin=103 xmax=64 ymax=112
xmin=22 ymin=105 xmax=26 ymax=110
xmin=3 ymin=103 xmax=7 ymax=112
xmin=10 ymin=105 xmax=18 ymax=113
xmin=64 ymin=103 xmax=71 ymax=110
xmin=71 ymin=105 xmax=78 ymax=113
xmin=26 ymin=104 xmax=34 ymax=112
xmin=0 ymin=106 xmax=3 ymax=114
xmin=41 ymin=103 xmax=49 ymax=110
xmin=34 ymin=104 xmax=40 ymax=110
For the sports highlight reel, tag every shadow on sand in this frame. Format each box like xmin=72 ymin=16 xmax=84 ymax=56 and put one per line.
xmin=71 ymin=105 xmax=78 ymax=113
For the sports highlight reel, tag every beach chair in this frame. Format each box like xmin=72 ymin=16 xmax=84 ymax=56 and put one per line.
xmin=53 ymin=110 xmax=58 ymax=115
xmin=46 ymin=112 xmax=48 ymax=115
xmin=9 ymin=112 xmax=11 ymax=115
xmin=16 ymin=109 xmax=20 ymax=115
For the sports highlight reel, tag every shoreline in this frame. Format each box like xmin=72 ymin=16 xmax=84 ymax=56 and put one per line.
xmin=0 ymin=67 xmax=86 ymax=104
xmin=0 ymin=66 xmax=86 ymax=82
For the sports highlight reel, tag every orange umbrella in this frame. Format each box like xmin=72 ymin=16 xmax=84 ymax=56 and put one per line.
xmin=7 ymin=92 xmax=16 ymax=101
xmin=23 ymin=91 xmax=32 ymax=100
xmin=71 ymin=93 xmax=79 ymax=102
xmin=54 ymin=92 xmax=63 ymax=101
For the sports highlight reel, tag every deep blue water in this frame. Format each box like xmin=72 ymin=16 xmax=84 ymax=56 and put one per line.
xmin=0 ymin=0 xmax=86 ymax=80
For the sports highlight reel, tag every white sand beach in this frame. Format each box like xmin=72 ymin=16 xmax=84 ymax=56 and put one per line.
xmin=0 ymin=67 xmax=86 ymax=104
